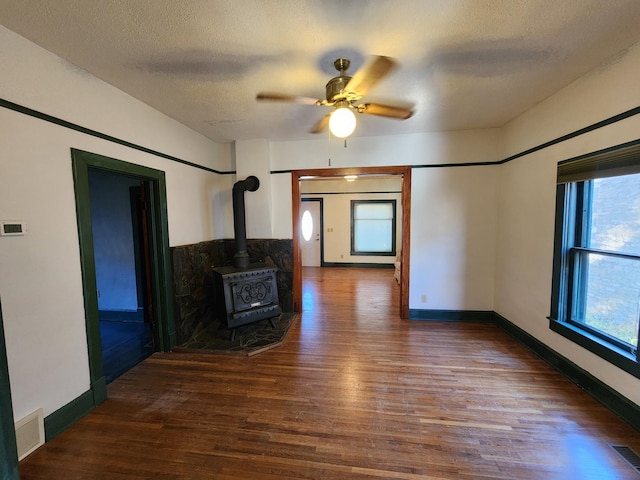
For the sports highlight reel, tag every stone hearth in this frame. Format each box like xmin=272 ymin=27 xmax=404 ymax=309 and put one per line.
xmin=171 ymin=238 xmax=293 ymax=346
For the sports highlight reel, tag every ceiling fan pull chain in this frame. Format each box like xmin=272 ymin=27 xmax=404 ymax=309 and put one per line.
xmin=328 ymin=128 xmax=331 ymax=166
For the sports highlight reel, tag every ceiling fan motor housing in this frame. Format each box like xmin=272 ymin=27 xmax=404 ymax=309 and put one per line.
xmin=325 ymin=75 xmax=352 ymax=102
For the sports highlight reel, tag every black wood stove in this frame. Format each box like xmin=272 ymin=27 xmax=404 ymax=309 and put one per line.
xmin=213 ymin=176 xmax=281 ymax=339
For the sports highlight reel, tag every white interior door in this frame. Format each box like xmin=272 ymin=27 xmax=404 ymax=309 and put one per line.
xmin=301 ymin=200 xmax=321 ymax=267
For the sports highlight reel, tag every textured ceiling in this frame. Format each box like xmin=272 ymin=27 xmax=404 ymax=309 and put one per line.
xmin=1 ymin=0 xmax=640 ymax=143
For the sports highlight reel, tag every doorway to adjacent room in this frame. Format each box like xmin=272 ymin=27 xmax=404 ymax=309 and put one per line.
xmin=71 ymin=149 xmax=174 ymax=404
xmin=88 ymin=169 xmax=154 ymax=383
xmin=291 ymin=165 xmax=411 ymax=319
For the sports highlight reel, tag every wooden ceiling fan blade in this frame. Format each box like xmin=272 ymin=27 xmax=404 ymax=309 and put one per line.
xmin=310 ymin=114 xmax=330 ymax=133
xmin=345 ymin=56 xmax=397 ymax=97
xmin=256 ymin=92 xmax=322 ymax=105
xmin=358 ymin=103 xmax=414 ymax=119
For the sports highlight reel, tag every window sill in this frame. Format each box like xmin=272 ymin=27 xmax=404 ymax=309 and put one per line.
xmin=549 ymin=318 xmax=640 ymax=380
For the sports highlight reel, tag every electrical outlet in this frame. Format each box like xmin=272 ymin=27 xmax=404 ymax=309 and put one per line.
xmin=421 ymin=294 xmax=427 ymax=303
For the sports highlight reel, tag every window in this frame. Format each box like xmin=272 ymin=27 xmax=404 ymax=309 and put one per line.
xmin=550 ymin=142 xmax=640 ymax=378
xmin=351 ymin=200 xmax=396 ymax=256
xmin=301 ymin=210 xmax=313 ymax=241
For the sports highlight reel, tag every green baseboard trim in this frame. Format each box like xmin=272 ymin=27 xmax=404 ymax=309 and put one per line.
xmin=409 ymin=309 xmax=493 ymax=322
xmin=44 ymin=390 xmax=94 ymax=441
xmin=321 ymin=262 xmax=394 ymax=268
xmin=492 ymin=312 xmax=640 ymax=432
xmin=92 ymin=376 xmax=107 ymax=405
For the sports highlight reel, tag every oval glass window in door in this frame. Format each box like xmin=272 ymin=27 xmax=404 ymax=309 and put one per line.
xmin=301 ymin=209 xmax=313 ymax=241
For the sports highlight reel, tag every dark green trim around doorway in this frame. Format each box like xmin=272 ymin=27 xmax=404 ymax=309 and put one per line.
xmin=0 ymin=299 xmax=20 ymax=479
xmin=71 ymin=149 xmax=175 ymax=406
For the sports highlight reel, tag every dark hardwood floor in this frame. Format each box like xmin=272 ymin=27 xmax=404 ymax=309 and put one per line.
xmin=20 ymin=267 xmax=640 ymax=479
xmin=100 ymin=320 xmax=152 ymax=383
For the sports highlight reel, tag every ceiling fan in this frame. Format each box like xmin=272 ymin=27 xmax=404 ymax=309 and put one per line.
xmin=256 ymin=56 xmax=414 ymax=138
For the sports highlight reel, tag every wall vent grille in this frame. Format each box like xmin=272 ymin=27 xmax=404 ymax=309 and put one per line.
xmin=15 ymin=408 xmax=44 ymax=460
xmin=611 ymin=445 xmax=640 ymax=474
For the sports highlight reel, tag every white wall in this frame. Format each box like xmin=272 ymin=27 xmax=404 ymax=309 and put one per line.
xmin=496 ymin=41 xmax=640 ymax=406
xmin=234 ymin=139 xmax=273 ymax=238
xmin=0 ymin=27 xmax=232 ymax=421
xmin=410 ymin=166 xmax=498 ymax=311
xmin=302 ymin=178 xmax=403 ymax=264
xmin=268 ymin=129 xmax=501 ymax=312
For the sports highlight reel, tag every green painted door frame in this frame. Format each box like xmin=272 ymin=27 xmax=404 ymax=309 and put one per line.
xmin=0 ymin=298 xmax=20 ymax=479
xmin=71 ymin=149 xmax=176 ymax=405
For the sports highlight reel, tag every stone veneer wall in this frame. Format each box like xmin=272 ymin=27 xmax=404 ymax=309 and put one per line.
xmin=171 ymin=239 xmax=293 ymax=345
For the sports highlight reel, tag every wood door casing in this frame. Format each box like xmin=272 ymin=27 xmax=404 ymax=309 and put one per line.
xmin=291 ymin=165 xmax=411 ymax=318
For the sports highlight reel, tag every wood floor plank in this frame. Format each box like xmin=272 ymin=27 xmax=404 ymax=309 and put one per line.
xmin=19 ymin=267 xmax=640 ymax=479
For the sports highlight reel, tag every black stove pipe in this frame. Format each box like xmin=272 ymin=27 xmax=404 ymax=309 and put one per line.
xmin=232 ymin=175 xmax=260 ymax=269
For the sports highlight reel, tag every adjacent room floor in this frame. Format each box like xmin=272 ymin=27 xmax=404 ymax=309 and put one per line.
xmin=99 ymin=318 xmax=152 ymax=383
xmin=20 ymin=267 xmax=640 ymax=479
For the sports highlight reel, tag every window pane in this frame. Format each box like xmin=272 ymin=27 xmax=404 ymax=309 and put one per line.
xmin=355 ymin=220 xmax=392 ymax=252
xmin=355 ymin=203 xmax=393 ymax=220
xmin=588 ymin=173 xmax=640 ymax=254
xmin=576 ymin=251 xmax=640 ymax=348
xmin=301 ymin=210 xmax=313 ymax=241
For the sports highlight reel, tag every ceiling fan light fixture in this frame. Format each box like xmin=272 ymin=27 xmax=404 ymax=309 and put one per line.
xmin=257 ymin=56 xmax=413 ymax=136
xmin=329 ymin=105 xmax=356 ymax=138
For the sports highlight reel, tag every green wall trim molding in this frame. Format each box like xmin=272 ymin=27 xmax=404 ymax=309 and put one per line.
xmin=0 ymin=299 xmax=20 ymax=479
xmin=0 ymin=98 xmax=235 ymax=175
xmin=1 ymin=97 xmax=637 ymax=177
xmin=44 ymin=390 xmax=95 ymax=441
xmin=409 ymin=309 xmax=493 ymax=322
xmin=271 ymin=106 xmax=640 ymax=175
xmin=492 ymin=312 xmax=640 ymax=432
xmin=496 ymin=106 xmax=640 ymax=165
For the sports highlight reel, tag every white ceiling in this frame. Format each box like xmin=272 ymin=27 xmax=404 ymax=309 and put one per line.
xmin=1 ymin=0 xmax=640 ymax=144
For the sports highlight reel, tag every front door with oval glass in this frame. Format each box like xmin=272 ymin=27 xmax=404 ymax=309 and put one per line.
xmin=301 ymin=199 xmax=322 ymax=267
